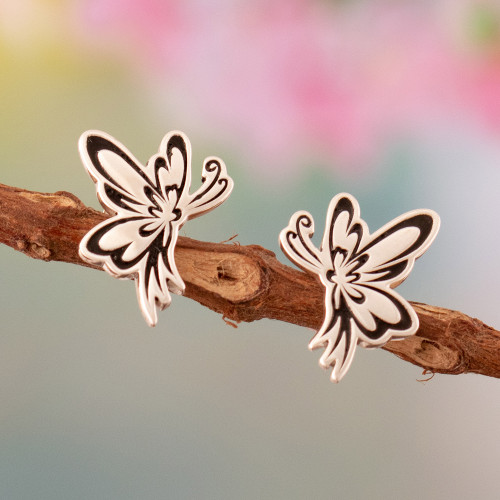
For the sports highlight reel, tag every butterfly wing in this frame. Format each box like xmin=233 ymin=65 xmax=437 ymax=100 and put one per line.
xmin=156 ymin=131 xmax=192 ymax=214
xmin=279 ymin=211 xmax=325 ymax=275
xmin=346 ymin=207 xmax=440 ymax=347
xmin=79 ymin=131 xmax=191 ymax=326
xmin=79 ymin=131 xmax=159 ymax=217
xmin=183 ymin=156 xmax=234 ymax=220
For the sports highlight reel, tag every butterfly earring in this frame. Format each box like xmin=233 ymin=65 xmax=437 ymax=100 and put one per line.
xmin=79 ymin=130 xmax=233 ymax=327
xmin=280 ymin=193 xmax=440 ymax=382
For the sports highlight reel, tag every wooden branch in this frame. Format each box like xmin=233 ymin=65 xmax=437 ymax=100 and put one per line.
xmin=1 ymin=183 xmax=499 ymax=379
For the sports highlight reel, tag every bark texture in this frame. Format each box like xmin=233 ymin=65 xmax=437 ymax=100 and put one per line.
xmin=0 ymin=183 xmax=499 ymax=379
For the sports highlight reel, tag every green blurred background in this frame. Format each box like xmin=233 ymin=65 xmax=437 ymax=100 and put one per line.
xmin=1 ymin=1 xmax=500 ymax=498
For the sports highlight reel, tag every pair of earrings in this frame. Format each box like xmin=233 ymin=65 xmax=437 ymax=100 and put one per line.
xmin=79 ymin=130 xmax=440 ymax=382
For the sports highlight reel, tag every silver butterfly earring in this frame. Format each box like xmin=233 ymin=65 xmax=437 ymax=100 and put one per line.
xmin=79 ymin=130 xmax=233 ymax=327
xmin=280 ymin=193 xmax=440 ymax=382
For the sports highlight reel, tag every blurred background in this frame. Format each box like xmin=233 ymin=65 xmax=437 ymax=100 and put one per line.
xmin=1 ymin=0 xmax=500 ymax=498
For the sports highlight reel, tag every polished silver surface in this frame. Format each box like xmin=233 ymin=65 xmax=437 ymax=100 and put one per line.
xmin=280 ymin=193 xmax=440 ymax=382
xmin=79 ymin=130 xmax=233 ymax=327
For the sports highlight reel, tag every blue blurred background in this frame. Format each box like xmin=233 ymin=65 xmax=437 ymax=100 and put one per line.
xmin=1 ymin=1 xmax=500 ymax=498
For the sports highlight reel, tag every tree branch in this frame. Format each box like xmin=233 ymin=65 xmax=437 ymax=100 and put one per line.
xmin=0 ymin=183 xmax=499 ymax=379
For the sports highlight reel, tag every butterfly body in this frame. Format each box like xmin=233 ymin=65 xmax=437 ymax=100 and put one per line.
xmin=79 ymin=130 xmax=233 ymax=327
